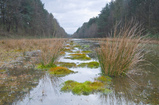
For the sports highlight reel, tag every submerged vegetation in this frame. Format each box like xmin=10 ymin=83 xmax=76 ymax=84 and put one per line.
xmin=66 ymin=53 xmax=91 ymax=60
xmin=97 ymin=22 xmax=145 ymax=76
xmin=78 ymin=61 xmax=99 ymax=68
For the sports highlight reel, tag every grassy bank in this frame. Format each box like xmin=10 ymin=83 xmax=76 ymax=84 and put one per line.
xmin=0 ymin=38 xmax=67 ymax=68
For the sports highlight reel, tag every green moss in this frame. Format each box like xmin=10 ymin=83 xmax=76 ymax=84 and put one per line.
xmin=95 ymin=76 xmax=112 ymax=84
xmin=82 ymin=50 xmax=92 ymax=54
xmin=61 ymin=80 xmax=111 ymax=95
xmin=88 ymin=61 xmax=99 ymax=68
xmin=65 ymin=53 xmax=91 ymax=60
xmin=78 ymin=61 xmax=99 ymax=68
xmin=36 ymin=63 xmax=57 ymax=70
xmin=78 ymin=63 xmax=87 ymax=68
xmin=49 ymin=67 xmax=76 ymax=77
xmin=56 ymin=62 xmax=76 ymax=68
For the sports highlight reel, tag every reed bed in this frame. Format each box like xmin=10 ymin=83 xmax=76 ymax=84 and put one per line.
xmin=97 ymin=23 xmax=145 ymax=76
xmin=0 ymin=38 xmax=67 ymax=68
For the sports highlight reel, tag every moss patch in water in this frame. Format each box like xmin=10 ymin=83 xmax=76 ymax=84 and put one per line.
xmin=78 ymin=61 xmax=99 ymax=68
xmin=82 ymin=50 xmax=92 ymax=54
xmin=56 ymin=62 xmax=76 ymax=68
xmin=61 ymin=80 xmax=111 ymax=95
xmin=49 ymin=67 xmax=75 ymax=77
xmin=62 ymin=48 xmax=73 ymax=53
xmin=36 ymin=63 xmax=57 ymax=70
xmin=66 ymin=53 xmax=91 ymax=60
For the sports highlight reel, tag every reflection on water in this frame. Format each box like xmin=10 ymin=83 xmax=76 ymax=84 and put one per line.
xmin=0 ymin=68 xmax=44 ymax=105
xmin=2 ymin=39 xmax=159 ymax=105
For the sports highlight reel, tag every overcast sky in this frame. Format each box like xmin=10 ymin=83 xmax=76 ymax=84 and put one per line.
xmin=41 ymin=0 xmax=111 ymax=34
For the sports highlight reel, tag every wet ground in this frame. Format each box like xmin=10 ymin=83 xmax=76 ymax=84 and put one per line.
xmin=1 ymin=39 xmax=159 ymax=105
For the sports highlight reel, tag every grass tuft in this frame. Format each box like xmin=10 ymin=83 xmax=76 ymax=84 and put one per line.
xmin=97 ymin=22 xmax=145 ymax=76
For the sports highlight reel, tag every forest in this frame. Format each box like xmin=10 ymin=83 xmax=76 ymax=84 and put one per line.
xmin=73 ymin=0 xmax=159 ymax=39
xmin=0 ymin=0 xmax=67 ymax=38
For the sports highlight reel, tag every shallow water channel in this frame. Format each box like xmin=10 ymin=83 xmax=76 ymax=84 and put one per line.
xmin=2 ymin=39 xmax=159 ymax=105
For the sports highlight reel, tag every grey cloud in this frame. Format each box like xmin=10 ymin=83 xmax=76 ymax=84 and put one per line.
xmin=41 ymin=0 xmax=111 ymax=34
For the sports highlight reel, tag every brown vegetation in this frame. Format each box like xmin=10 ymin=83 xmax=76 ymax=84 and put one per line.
xmin=97 ymin=22 xmax=145 ymax=76
xmin=0 ymin=38 xmax=67 ymax=68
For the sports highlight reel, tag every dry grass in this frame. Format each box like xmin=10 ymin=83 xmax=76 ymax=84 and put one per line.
xmin=97 ymin=22 xmax=145 ymax=76
xmin=0 ymin=38 xmax=67 ymax=67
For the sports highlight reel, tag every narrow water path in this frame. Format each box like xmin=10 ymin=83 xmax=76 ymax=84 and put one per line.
xmin=13 ymin=39 xmax=159 ymax=105
xmin=14 ymin=39 xmax=104 ymax=105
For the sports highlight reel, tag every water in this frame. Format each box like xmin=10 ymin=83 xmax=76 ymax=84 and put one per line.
xmin=1 ymin=39 xmax=159 ymax=105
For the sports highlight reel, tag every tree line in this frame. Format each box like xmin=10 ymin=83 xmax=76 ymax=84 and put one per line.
xmin=73 ymin=0 xmax=159 ymax=39
xmin=0 ymin=0 xmax=67 ymax=38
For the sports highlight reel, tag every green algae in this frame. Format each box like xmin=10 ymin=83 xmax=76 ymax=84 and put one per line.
xmin=36 ymin=63 xmax=57 ymax=70
xmin=49 ymin=67 xmax=76 ymax=77
xmin=78 ymin=61 xmax=99 ymax=68
xmin=65 ymin=53 xmax=91 ymax=60
xmin=61 ymin=80 xmax=111 ymax=95
xmin=56 ymin=62 xmax=76 ymax=68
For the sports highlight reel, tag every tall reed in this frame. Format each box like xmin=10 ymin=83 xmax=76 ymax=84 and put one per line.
xmin=97 ymin=22 xmax=145 ymax=76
